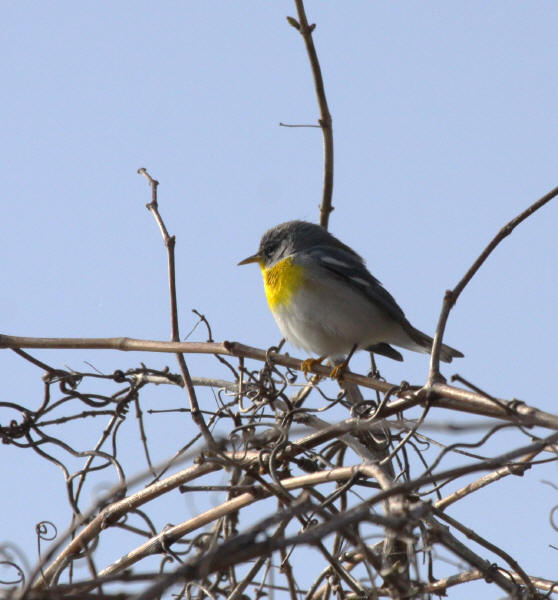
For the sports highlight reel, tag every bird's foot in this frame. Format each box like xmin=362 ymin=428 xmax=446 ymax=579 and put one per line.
xmin=329 ymin=361 xmax=348 ymax=381
xmin=329 ymin=344 xmax=357 ymax=381
xmin=301 ymin=356 xmax=325 ymax=377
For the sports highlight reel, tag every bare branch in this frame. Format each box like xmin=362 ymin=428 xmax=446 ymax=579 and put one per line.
xmin=2 ymin=333 xmax=558 ymax=431
xmin=435 ymin=447 xmax=544 ymax=510
xmin=432 ymin=508 xmax=537 ymax=596
xmin=138 ymin=168 xmax=217 ymax=452
xmin=429 ymin=182 xmax=558 ymax=382
xmin=289 ymin=1 xmax=334 ymax=228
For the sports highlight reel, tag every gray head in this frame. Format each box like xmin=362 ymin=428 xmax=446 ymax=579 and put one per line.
xmin=238 ymin=220 xmax=361 ymax=268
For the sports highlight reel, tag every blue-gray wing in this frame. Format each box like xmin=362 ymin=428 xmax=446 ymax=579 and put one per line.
xmin=305 ymin=245 xmax=408 ymax=324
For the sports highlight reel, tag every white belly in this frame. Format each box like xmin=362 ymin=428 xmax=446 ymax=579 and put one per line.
xmin=271 ymin=275 xmax=401 ymax=360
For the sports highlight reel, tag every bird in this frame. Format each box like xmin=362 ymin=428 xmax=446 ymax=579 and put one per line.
xmin=238 ymin=220 xmax=462 ymax=376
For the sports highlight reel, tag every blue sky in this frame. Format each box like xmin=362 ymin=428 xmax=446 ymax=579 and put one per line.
xmin=2 ymin=2 xmax=558 ymax=597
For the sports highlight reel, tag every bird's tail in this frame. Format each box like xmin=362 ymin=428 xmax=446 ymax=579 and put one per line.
xmin=403 ymin=326 xmax=463 ymax=363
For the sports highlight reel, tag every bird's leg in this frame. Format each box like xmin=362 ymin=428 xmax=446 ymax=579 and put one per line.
xmin=301 ymin=355 xmax=326 ymax=377
xmin=369 ymin=352 xmax=381 ymax=379
xmin=330 ymin=344 xmax=358 ymax=380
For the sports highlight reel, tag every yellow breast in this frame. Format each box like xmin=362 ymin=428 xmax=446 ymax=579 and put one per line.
xmin=261 ymin=257 xmax=305 ymax=311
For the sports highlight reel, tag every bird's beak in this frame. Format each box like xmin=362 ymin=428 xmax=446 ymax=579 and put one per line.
xmin=237 ymin=252 xmax=262 ymax=266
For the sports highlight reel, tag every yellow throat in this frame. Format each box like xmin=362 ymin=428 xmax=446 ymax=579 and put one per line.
xmin=260 ymin=257 xmax=305 ymax=311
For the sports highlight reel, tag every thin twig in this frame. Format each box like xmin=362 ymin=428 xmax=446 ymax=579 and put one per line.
xmin=432 ymin=508 xmax=537 ymax=597
xmin=435 ymin=448 xmax=543 ymax=510
xmin=425 ymin=518 xmax=523 ymax=597
xmin=429 ymin=182 xmax=558 ymax=383
xmin=289 ymin=1 xmax=334 ymax=228
xmin=3 ymin=333 xmax=558 ymax=431
xmin=138 ymin=168 xmax=217 ymax=451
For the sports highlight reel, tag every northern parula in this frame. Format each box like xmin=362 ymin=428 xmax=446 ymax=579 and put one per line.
xmin=239 ymin=220 xmax=462 ymax=371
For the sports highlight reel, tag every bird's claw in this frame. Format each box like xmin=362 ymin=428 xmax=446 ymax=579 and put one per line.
xmin=329 ymin=362 xmax=348 ymax=380
xmin=301 ymin=356 xmax=324 ymax=377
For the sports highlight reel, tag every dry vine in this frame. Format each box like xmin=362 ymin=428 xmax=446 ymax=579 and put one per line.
xmin=1 ymin=3 xmax=558 ymax=600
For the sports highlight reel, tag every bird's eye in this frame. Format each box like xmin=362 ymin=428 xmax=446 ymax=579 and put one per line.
xmin=264 ymin=243 xmax=276 ymax=258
